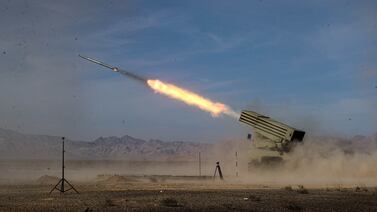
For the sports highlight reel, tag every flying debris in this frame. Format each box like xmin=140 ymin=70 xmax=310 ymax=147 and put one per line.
xmin=79 ymin=55 xmax=146 ymax=83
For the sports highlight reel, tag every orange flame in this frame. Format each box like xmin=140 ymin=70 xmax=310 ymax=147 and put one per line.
xmin=147 ymin=79 xmax=239 ymax=118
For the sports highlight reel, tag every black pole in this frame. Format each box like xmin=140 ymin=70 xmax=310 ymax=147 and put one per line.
xmin=61 ymin=137 xmax=65 ymax=192
xmin=49 ymin=137 xmax=78 ymax=194
xmin=199 ymin=152 xmax=201 ymax=176
xmin=235 ymin=151 xmax=238 ymax=177
xmin=213 ymin=161 xmax=224 ymax=180
xmin=217 ymin=162 xmax=223 ymax=180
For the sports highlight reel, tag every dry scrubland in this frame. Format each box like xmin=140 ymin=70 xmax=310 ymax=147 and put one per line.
xmin=1 ymin=179 xmax=377 ymax=211
xmin=2 ymin=159 xmax=377 ymax=211
xmin=2 ymin=131 xmax=377 ymax=211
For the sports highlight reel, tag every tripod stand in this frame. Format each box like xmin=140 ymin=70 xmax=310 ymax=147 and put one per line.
xmin=49 ymin=137 xmax=79 ymax=194
xmin=213 ymin=161 xmax=224 ymax=180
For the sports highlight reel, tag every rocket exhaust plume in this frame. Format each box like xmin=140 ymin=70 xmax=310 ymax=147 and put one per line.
xmin=79 ymin=55 xmax=239 ymax=119
xmin=147 ymin=79 xmax=239 ymax=118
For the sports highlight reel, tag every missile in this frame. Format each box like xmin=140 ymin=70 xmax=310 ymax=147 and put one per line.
xmin=79 ymin=54 xmax=147 ymax=83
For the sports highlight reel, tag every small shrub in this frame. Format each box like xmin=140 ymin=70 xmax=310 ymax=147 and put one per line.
xmin=286 ymin=202 xmax=302 ymax=211
xmin=149 ymin=177 xmax=158 ymax=183
xmin=105 ymin=199 xmax=116 ymax=207
xmin=297 ymin=185 xmax=309 ymax=194
xmin=222 ymin=203 xmax=235 ymax=210
xmin=355 ymin=186 xmax=368 ymax=192
xmin=248 ymin=195 xmax=261 ymax=201
xmin=284 ymin=186 xmax=293 ymax=191
xmin=160 ymin=198 xmax=180 ymax=207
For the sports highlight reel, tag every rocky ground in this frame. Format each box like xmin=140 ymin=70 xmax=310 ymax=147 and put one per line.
xmin=1 ymin=180 xmax=377 ymax=211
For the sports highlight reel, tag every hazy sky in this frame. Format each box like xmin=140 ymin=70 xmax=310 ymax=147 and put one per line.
xmin=0 ymin=0 xmax=376 ymax=142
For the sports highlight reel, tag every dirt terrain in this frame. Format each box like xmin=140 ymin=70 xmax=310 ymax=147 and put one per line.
xmin=1 ymin=180 xmax=377 ymax=211
xmin=2 ymin=160 xmax=377 ymax=211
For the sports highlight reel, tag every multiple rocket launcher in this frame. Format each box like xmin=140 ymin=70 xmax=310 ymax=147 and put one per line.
xmin=239 ymin=110 xmax=305 ymax=159
xmin=79 ymin=55 xmax=306 ymax=164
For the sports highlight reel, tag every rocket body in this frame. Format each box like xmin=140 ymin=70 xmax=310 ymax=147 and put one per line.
xmin=79 ymin=55 xmax=147 ymax=83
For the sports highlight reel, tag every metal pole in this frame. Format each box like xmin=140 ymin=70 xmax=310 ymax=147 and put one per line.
xmin=217 ymin=162 xmax=223 ymax=180
xmin=49 ymin=136 xmax=79 ymax=194
xmin=61 ymin=137 xmax=65 ymax=192
xmin=62 ymin=137 xmax=65 ymax=179
xmin=235 ymin=151 xmax=238 ymax=177
xmin=199 ymin=152 xmax=201 ymax=176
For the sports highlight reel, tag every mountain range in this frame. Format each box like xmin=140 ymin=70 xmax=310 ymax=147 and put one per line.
xmin=0 ymin=128 xmax=211 ymax=160
xmin=0 ymin=128 xmax=376 ymax=160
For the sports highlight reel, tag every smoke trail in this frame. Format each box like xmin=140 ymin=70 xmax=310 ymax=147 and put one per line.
xmin=147 ymin=79 xmax=239 ymax=119
xmin=78 ymin=55 xmax=240 ymax=119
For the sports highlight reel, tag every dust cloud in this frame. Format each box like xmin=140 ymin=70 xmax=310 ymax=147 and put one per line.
xmin=220 ymin=134 xmax=377 ymax=187
xmin=2 ymin=132 xmax=377 ymax=188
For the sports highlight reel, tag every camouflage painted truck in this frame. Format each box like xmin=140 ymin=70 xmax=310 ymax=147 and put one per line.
xmin=239 ymin=110 xmax=305 ymax=167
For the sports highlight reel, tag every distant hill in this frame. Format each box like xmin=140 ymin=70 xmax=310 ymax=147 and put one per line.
xmin=0 ymin=128 xmax=376 ymax=160
xmin=0 ymin=128 xmax=211 ymax=160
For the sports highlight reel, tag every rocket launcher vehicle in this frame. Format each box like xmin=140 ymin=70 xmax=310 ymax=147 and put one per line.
xmin=239 ymin=110 xmax=305 ymax=165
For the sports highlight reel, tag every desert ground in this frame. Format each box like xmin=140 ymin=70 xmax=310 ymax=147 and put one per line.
xmin=1 ymin=160 xmax=377 ymax=211
xmin=1 ymin=181 xmax=377 ymax=211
